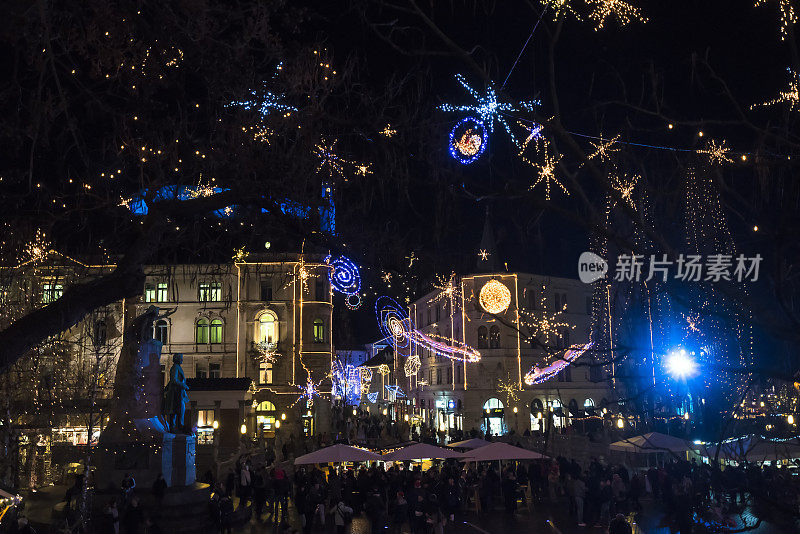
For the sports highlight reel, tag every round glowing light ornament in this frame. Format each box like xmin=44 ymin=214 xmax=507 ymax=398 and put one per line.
xmin=479 ymin=279 xmax=512 ymax=314
xmin=375 ymin=296 xmax=414 ymax=349
xmin=325 ymin=254 xmax=362 ymax=310
xmin=449 ymin=117 xmax=488 ymax=164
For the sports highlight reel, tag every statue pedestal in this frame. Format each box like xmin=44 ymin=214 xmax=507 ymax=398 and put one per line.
xmin=161 ymin=433 xmax=196 ymax=487
xmin=95 ymin=417 xmax=196 ymax=489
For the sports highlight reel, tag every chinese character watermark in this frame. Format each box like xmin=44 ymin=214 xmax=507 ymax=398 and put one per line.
xmin=578 ymin=252 xmax=762 ymax=283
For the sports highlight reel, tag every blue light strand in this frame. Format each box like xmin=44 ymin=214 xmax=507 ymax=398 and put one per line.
xmin=375 ymin=296 xmax=414 ymax=350
xmin=325 ymin=254 xmax=361 ymax=295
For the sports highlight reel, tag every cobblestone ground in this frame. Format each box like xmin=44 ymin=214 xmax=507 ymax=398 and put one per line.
xmin=235 ymin=497 xmax=797 ymax=534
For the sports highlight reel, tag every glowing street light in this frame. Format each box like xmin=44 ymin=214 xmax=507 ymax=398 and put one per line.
xmin=666 ymin=349 xmax=698 ymax=379
xmin=616 ymin=418 xmax=624 ymax=429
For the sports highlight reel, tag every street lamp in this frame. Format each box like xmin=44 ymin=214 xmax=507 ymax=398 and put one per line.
xmin=616 ymin=418 xmax=624 ymax=429
xmin=788 ymin=414 xmax=795 ymax=425
xmin=240 ymin=423 xmax=247 ymax=435
xmin=212 ymin=420 xmax=219 ymax=430
xmin=281 ymin=413 xmax=286 ymax=420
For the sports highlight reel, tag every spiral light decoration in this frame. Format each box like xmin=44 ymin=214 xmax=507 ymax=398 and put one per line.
xmin=524 ymin=342 xmax=592 ymax=385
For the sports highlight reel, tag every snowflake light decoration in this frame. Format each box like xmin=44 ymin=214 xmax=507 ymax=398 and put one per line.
xmin=439 ymin=74 xmax=540 ymax=154
xmin=524 ymin=146 xmax=568 ymax=200
xmin=698 ymin=140 xmax=734 ymax=165
xmin=611 ymin=173 xmax=639 ymax=210
xmin=519 ymin=288 xmax=575 ymax=349
xmin=313 ymin=139 xmax=349 ymax=179
xmin=588 ymin=135 xmax=620 ymax=162
xmin=753 ymin=68 xmax=800 ymax=110
xmin=228 ymin=64 xmax=297 ymax=116
xmin=255 ymin=340 xmax=277 ymax=364
xmin=404 ymin=355 xmax=421 ymax=377
xmin=291 ymin=375 xmax=326 ymax=407
xmin=379 ymin=124 xmax=397 ymax=137
xmin=497 ymin=376 xmax=521 ymax=405
xmin=432 ymin=272 xmax=462 ymax=304
xmin=22 ymin=230 xmax=51 ymax=264
xmin=232 ymin=246 xmax=248 ymax=263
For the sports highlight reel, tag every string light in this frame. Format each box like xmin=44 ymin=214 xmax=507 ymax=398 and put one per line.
xmin=367 ymin=392 xmax=379 ymax=403
xmin=588 ymin=134 xmax=620 ymax=162
xmin=497 ymin=375 xmax=521 ymax=405
xmin=519 ymin=286 xmax=574 ymax=346
xmin=404 ymin=355 xmax=421 ymax=377
xmin=517 ymin=121 xmax=544 ymax=155
xmin=755 ymin=0 xmax=797 ymax=39
xmin=478 ymin=279 xmax=512 ymax=314
xmin=753 ymin=67 xmax=800 ymax=110
xmin=21 ymin=230 xmax=51 ymax=264
xmin=587 ymin=0 xmax=647 ymax=30
xmin=313 ymin=139 xmax=348 ymax=178
xmin=611 ymin=173 xmax=639 ymax=210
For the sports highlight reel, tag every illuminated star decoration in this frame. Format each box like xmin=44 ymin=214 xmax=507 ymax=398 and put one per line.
xmin=367 ymin=392 xmax=379 ymax=403
xmin=22 ymin=230 xmax=51 ymax=263
xmin=540 ymin=0 xmax=581 ymax=21
xmin=228 ymin=63 xmax=297 ymax=117
xmin=355 ymin=163 xmax=373 ymax=176
xmin=755 ymin=0 xmax=797 ymax=40
xmin=519 ymin=288 xmax=574 ymax=348
xmin=255 ymin=340 xmax=277 ymax=364
xmin=432 ymin=272 xmax=462 ymax=304
xmin=478 ymin=249 xmax=490 ymax=261
xmin=406 ymin=251 xmax=418 ymax=267
xmin=404 ymin=355 xmax=421 ymax=377
xmin=587 ymin=0 xmax=648 ymax=30
xmin=232 ymin=246 xmax=248 ymax=263
xmin=497 ymin=376 xmax=521 ymax=405
xmin=753 ymin=68 xmax=800 ymax=110
xmin=683 ymin=313 xmax=702 ymax=335
xmin=524 ymin=146 xmax=568 ymax=200
xmin=698 ymin=140 xmax=734 ymax=165
xmin=588 ymin=135 xmax=620 ymax=162
xmin=283 ymin=257 xmax=311 ymax=294
xmin=611 ymin=173 xmax=639 ymax=210
xmin=379 ymin=124 xmax=397 ymax=137
xmin=313 ymin=139 xmax=348 ymax=179
xmin=291 ymin=375 xmax=326 ymax=407
xmin=439 ymin=74 xmax=540 ymax=150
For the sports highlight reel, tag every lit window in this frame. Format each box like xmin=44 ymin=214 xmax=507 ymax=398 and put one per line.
xmin=144 ymin=283 xmax=156 ymax=302
xmin=197 ymin=409 xmax=215 ymax=427
xmin=313 ymin=318 xmax=325 ymax=343
xmin=196 ymin=318 xmax=209 ymax=344
xmin=258 ymin=311 xmax=278 ymax=344
xmin=209 ymin=363 xmax=221 ymax=378
xmin=259 ymin=362 xmax=273 ymax=384
xmin=209 ymin=319 xmax=223 ymax=344
xmin=156 ymin=283 xmax=168 ymax=302
xmin=42 ymin=283 xmax=63 ymax=304
xmin=199 ymin=282 xmax=222 ymax=302
xmin=256 ymin=401 xmax=276 ymax=411
xmin=154 ymin=319 xmax=168 ymax=344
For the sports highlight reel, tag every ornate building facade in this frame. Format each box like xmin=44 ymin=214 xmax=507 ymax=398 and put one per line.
xmin=408 ymin=272 xmax=613 ymax=439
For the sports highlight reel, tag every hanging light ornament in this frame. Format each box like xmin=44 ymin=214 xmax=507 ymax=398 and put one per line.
xmin=448 ymin=117 xmax=488 ymax=164
xmin=325 ymin=254 xmax=362 ymax=309
xmin=479 ymin=279 xmax=512 ymax=314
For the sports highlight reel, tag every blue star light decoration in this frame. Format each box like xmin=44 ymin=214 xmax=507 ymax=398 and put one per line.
xmin=292 ymin=376 xmax=325 ymax=407
xmin=228 ymin=64 xmax=297 ymax=117
xmin=367 ymin=392 xmax=379 ymax=404
xmin=439 ymin=74 xmax=541 ymax=163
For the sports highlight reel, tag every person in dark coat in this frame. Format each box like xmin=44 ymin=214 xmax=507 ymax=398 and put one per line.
xmin=123 ymin=497 xmax=144 ymax=534
xmin=152 ymin=474 xmax=167 ymax=509
xmin=365 ymin=488 xmax=387 ymax=534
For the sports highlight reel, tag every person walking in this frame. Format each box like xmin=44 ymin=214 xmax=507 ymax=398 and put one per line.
xmin=333 ymin=499 xmax=353 ymax=534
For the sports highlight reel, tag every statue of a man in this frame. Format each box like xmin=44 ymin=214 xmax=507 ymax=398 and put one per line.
xmin=163 ymin=353 xmax=189 ymax=433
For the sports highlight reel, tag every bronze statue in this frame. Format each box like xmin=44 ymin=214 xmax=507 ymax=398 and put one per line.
xmin=163 ymin=353 xmax=189 ymax=433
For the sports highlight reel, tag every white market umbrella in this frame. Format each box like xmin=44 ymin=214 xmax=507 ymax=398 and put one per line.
xmin=609 ymin=432 xmax=695 ymax=454
xmin=294 ymin=444 xmax=382 ymax=465
xmin=383 ymin=443 xmax=464 ymax=461
xmin=447 ymin=438 xmax=491 ymax=450
xmin=460 ymin=442 xmax=548 ymax=461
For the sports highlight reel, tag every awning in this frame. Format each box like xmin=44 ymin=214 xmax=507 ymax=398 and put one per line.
xmin=294 ymin=444 xmax=382 ymax=464
xmin=446 ymin=438 xmax=491 ymax=450
xmin=460 ymin=442 xmax=548 ymax=461
xmin=382 ymin=443 xmax=464 ymax=461
xmin=609 ymin=432 xmax=695 ymax=453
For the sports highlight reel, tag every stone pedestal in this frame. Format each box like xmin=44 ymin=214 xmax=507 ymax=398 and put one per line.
xmin=95 ymin=418 xmax=196 ymax=489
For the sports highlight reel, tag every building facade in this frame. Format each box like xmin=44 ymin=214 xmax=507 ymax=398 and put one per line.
xmin=408 ymin=272 xmax=613 ymax=439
